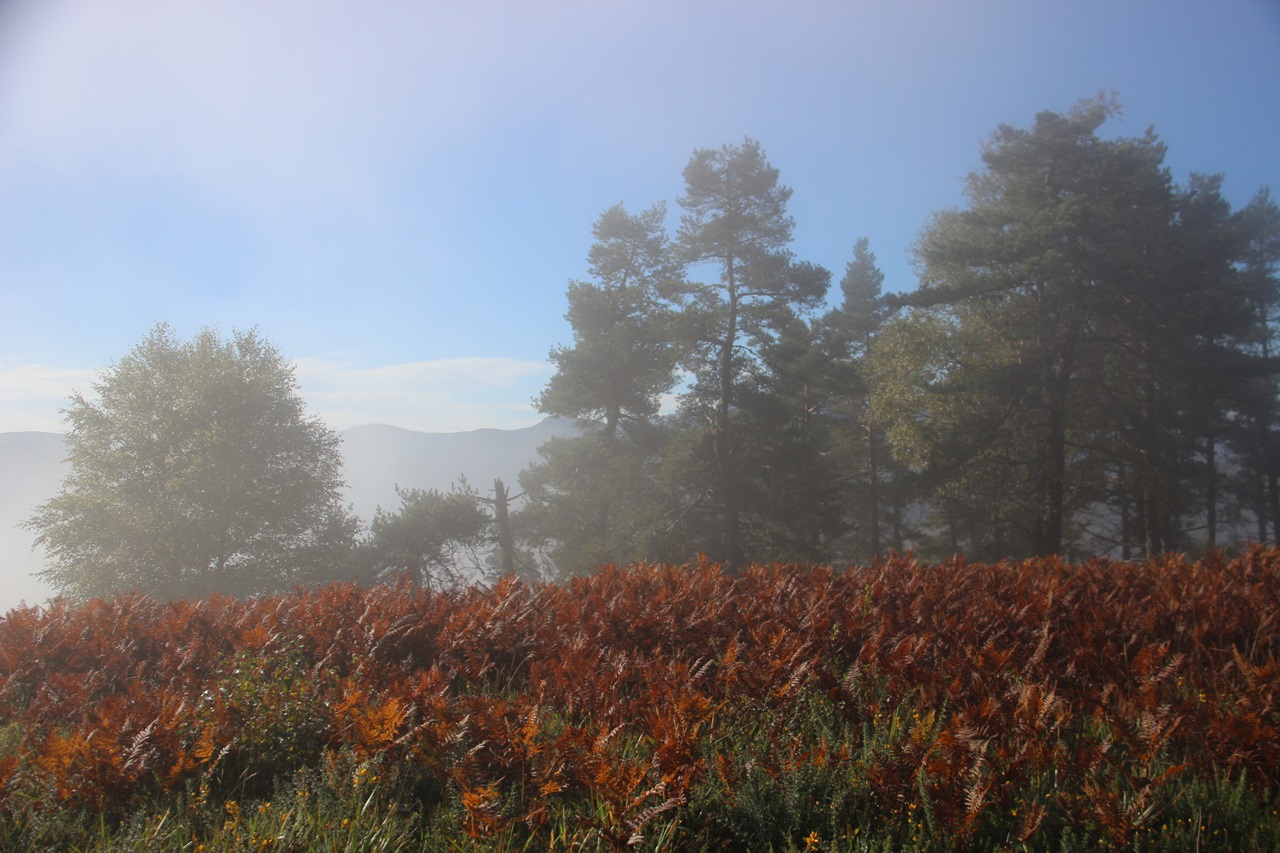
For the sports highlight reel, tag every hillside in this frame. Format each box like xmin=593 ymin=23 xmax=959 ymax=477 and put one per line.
xmin=339 ymin=418 xmax=572 ymax=520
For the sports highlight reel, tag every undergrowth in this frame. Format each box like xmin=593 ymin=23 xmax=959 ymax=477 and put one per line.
xmin=0 ymin=549 xmax=1277 ymax=850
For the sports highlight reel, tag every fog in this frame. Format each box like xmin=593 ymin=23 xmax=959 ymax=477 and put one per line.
xmin=0 ymin=419 xmax=571 ymax=612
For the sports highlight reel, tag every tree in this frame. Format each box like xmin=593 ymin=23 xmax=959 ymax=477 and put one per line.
xmin=876 ymin=97 xmax=1272 ymax=558
xmin=819 ymin=238 xmax=897 ymax=559
xmin=663 ymin=139 xmax=829 ymax=568
xmin=731 ymin=311 xmax=847 ymax=561
xmin=1226 ymin=187 xmax=1280 ymax=542
xmin=25 ymin=324 xmax=358 ymax=601
xmin=876 ymin=98 xmax=1185 ymax=556
xmin=518 ymin=203 xmax=677 ymax=577
xmin=356 ymin=481 xmax=492 ymax=589
xmin=535 ymin=203 xmax=677 ymax=438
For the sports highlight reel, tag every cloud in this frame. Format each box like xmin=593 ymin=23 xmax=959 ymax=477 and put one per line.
xmin=291 ymin=356 xmax=554 ymax=433
xmin=0 ymin=364 xmax=99 ymax=432
xmin=0 ymin=357 xmax=553 ymax=435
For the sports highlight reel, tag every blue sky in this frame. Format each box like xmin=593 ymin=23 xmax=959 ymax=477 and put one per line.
xmin=1 ymin=0 xmax=1277 ymax=434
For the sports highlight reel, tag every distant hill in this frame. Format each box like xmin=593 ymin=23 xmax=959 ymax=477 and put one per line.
xmin=0 ymin=418 xmax=574 ymax=612
xmin=339 ymin=418 xmax=574 ymax=520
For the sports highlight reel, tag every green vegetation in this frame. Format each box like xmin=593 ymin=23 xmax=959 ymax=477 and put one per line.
xmin=14 ymin=97 xmax=1280 ymax=847
xmin=519 ymin=96 xmax=1280 ymax=577
xmin=25 ymin=96 xmax=1280 ymax=597
xmin=24 ymin=324 xmax=358 ymax=601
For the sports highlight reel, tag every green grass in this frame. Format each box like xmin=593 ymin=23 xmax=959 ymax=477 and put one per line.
xmin=4 ymin=695 xmax=1277 ymax=852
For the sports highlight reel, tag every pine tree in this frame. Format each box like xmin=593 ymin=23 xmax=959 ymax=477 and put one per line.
xmin=517 ymin=204 xmax=677 ymax=576
xmin=877 ymin=97 xmax=1275 ymax=557
xmin=820 ymin=238 xmax=896 ymax=559
xmin=662 ymin=139 xmax=828 ymax=569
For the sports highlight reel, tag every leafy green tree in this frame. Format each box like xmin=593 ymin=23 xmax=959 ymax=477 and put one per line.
xmin=868 ymin=307 xmax=1039 ymax=559
xmin=875 ymin=97 xmax=1168 ymax=556
xmin=356 ymin=481 xmax=492 ymax=589
xmin=26 ymin=324 xmax=357 ymax=600
xmin=662 ymin=139 xmax=829 ymax=568
xmin=1075 ymin=172 xmax=1268 ymax=556
xmin=517 ymin=203 xmax=677 ymax=576
xmin=1156 ymin=174 xmax=1260 ymax=550
xmin=518 ymin=425 xmax=670 ymax=574
xmin=914 ymin=96 xmax=1175 ymax=555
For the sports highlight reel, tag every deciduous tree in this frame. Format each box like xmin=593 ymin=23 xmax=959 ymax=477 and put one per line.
xmin=26 ymin=324 xmax=357 ymax=600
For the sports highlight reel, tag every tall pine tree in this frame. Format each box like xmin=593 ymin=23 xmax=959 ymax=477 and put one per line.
xmin=517 ymin=203 xmax=677 ymax=576
xmin=661 ymin=139 xmax=829 ymax=569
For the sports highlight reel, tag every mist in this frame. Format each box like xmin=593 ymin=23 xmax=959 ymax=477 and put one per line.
xmin=0 ymin=419 xmax=572 ymax=613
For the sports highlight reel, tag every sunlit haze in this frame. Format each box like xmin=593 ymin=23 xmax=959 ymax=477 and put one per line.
xmin=2 ymin=0 xmax=1277 ymax=433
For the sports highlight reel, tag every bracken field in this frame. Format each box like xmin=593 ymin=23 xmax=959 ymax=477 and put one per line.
xmin=0 ymin=549 xmax=1277 ymax=851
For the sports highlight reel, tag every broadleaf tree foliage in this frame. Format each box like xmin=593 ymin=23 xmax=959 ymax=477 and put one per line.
xmin=26 ymin=324 xmax=358 ymax=600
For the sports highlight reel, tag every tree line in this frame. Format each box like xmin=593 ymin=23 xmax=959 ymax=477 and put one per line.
xmin=27 ymin=96 xmax=1280 ymax=599
xmin=514 ymin=95 xmax=1280 ymax=575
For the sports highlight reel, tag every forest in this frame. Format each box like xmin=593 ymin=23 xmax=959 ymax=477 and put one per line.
xmin=501 ymin=95 xmax=1280 ymax=579
xmin=25 ymin=95 xmax=1280 ymax=600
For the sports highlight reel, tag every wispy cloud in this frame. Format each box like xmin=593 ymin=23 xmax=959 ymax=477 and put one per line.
xmin=291 ymin=356 xmax=553 ymax=433
xmin=0 ymin=357 xmax=552 ymax=435
xmin=0 ymin=364 xmax=99 ymax=432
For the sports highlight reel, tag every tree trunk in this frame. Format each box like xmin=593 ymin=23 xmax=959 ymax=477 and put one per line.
xmin=1030 ymin=345 xmax=1072 ymax=555
xmin=1205 ymin=432 xmax=1217 ymax=549
xmin=866 ymin=420 xmax=881 ymax=557
xmin=1143 ymin=479 xmax=1160 ymax=558
xmin=493 ymin=478 xmax=515 ymax=576
xmin=716 ymin=264 xmax=743 ymax=572
xmin=596 ymin=407 xmax=620 ymax=543
xmin=946 ymin=498 xmax=959 ymax=555
xmin=1119 ymin=469 xmax=1132 ymax=560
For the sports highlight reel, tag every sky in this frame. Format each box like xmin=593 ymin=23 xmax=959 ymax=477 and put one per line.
xmin=1 ymin=0 xmax=1278 ymax=434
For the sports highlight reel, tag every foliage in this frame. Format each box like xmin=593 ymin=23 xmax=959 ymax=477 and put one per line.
xmin=523 ymin=100 xmax=1280 ymax=565
xmin=816 ymin=237 xmax=907 ymax=560
xmin=357 ymin=482 xmax=492 ymax=589
xmin=875 ymin=96 xmax=1277 ymax=559
xmin=662 ymin=138 xmax=831 ymax=569
xmin=0 ymin=549 xmax=1278 ymax=849
xmin=535 ymin=203 xmax=677 ymax=432
xmin=519 ymin=203 xmax=677 ymax=578
xmin=24 ymin=324 xmax=358 ymax=601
